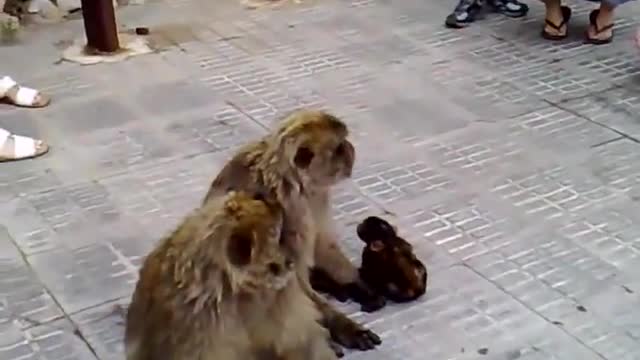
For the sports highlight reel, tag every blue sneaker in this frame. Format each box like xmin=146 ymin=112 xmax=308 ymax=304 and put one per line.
xmin=488 ymin=0 xmax=529 ymax=18
xmin=445 ymin=0 xmax=484 ymax=28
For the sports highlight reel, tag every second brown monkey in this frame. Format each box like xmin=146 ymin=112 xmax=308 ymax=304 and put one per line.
xmin=125 ymin=191 xmax=338 ymax=360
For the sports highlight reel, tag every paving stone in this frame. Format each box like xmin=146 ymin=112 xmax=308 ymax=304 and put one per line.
xmin=365 ymin=90 xmax=477 ymax=144
xmin=583 ymin=139 xmax=640 ymax=198
xmin=558 ymin=87 xmax=640 ymax=140
xmin=572 ymin=49 xmax=640 ymax=89
xmin=28 ymin=242 xmax=138 ymax=314
xmin=351 ymin=152 xmax=457 ymax=206
xmin=462 ymin=39 xmax=555 ymax=75
xmin=99 ymin=151 xmax=225 ymax=239
xmin=61 ymin=124 xmax=178 ymax=177
xmin=0 ymin=110 xmax=43 ymax=139
xmin=0 ymin=167 xmax=65 ymax=197
xmin=0 ymin=318 xmax=98 ymax=360
xmin=135 ymin=79 xmax=217 ymax=116
xmin=424 ymin=55 xmax=549 ymax=118
xmin=25 ymin=66 xmax=105 ymax=104
xmin=0 ymin=227 xmax=64 ymax=328
xmin=346 ymin=265 xmax=603 ymax=360
xmin=162 ymin=104 xmax=267 ymax=153
xmin=3 ymin=0 xmax=640 ymax=357
xmin=490 ymin=166 xmax=620 ymax=220
xmin=0 ymin=196 xmax=66 ymax=255
xmin=71 ymin=300 xmax=128 ymax=360
xmin=558 ymin=203 xmax=640 ymax=279
xmin=42 ymin=96 xmax=139 ymax=133
xmin=506 ymin=106 xmax=620 ymax=152
xmin=417 ymin=124 xmax=548 ymax=184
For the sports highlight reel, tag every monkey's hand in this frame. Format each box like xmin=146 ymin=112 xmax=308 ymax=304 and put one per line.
xmin=326 ymin=313 xmax=381 ymax=351
xmin=347 ymin=280 xmax=386 ymax=313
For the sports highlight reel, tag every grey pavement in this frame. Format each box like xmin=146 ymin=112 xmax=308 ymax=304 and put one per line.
xmin=2 ymin=0 xmax=640 ymax=358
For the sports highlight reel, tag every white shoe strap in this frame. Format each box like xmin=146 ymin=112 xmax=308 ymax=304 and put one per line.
xmin=28 ymin=0 xmax=42 ymax=13
xmin=15 ymin=86 xmax=39 ymax=106
xmin=0 ymin=76 xmax=18 ymax=97
xmin=0 ymin=128 xmax=10 ymax=144
xmin=12 ymin=134 xmax=38 ymax=158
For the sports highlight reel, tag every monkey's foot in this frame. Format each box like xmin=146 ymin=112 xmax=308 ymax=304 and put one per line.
xmin=310 ymin=267 xmax=350 ymax=302
xmin=346 ymin=280 xmax=386 ymax=313
xmin=327 ymin=314 xmax=381 ymax=351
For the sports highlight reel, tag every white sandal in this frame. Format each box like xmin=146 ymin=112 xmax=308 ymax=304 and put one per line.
xmin=0 ymin=76 xmax=51 ymax=108
xmin=0 ymin=128 xmax=49 ymax=162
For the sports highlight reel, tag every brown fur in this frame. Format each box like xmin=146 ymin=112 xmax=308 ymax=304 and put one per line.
xmin=125 ymin=191 xmax=337 ymax=360
xmin=203 ymin=109 xmax=382 ymax=353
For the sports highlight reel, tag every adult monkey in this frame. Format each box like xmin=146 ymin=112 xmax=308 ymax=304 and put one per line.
xmin=125 ymin=191 xmax=339 ymax=360
xmin=203 ymin=109 xmax=384 ymax=354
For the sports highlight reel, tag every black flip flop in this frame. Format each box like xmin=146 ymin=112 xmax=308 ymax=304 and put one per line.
xmin=585 ymin=9 xmax=614 ymax=45
xmin=541 ymin=6 xmax=572 ymax=41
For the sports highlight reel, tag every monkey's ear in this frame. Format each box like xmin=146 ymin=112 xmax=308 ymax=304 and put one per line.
xmin=369 ymin=240 xmax=385 ymax=252
xmin=293 ymin=146 xmax=314 ymax=169
xmin=227 ymin=233 xmax=254 ymax=267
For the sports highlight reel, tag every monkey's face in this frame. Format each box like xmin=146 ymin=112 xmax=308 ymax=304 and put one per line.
xmin=225 ymin=196 xmax=296 ymax=293
xmin=293 ymin=134 xmax=355 ymax=188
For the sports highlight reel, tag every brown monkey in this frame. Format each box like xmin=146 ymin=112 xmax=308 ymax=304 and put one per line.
xmin=203 ymin=109 xmax=384 ymax=354
xmin=357 ymin=216 xmax=427 ymax=303
xmin=125 ymin=190 xmax=338 ymax=360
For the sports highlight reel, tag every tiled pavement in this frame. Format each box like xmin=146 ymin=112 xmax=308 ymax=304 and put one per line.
xmin=3 ymin=0 xmax=640 ymax=358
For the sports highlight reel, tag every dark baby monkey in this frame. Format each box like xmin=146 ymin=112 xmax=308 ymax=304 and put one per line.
xmin=124 ymin=191 xmax=338 ymax=360
xmin=357 ymin=216 xmax=427 ymax=303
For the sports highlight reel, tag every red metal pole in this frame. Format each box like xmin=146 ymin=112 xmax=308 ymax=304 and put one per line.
xmin=80 ymin=0 xmax=120 ymax=53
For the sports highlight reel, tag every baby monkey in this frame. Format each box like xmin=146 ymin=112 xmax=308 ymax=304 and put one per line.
xmin=125 ymin=191 xmax=338 ymax=360
xmin=357 ymin=216 xmax=427 ymax=304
